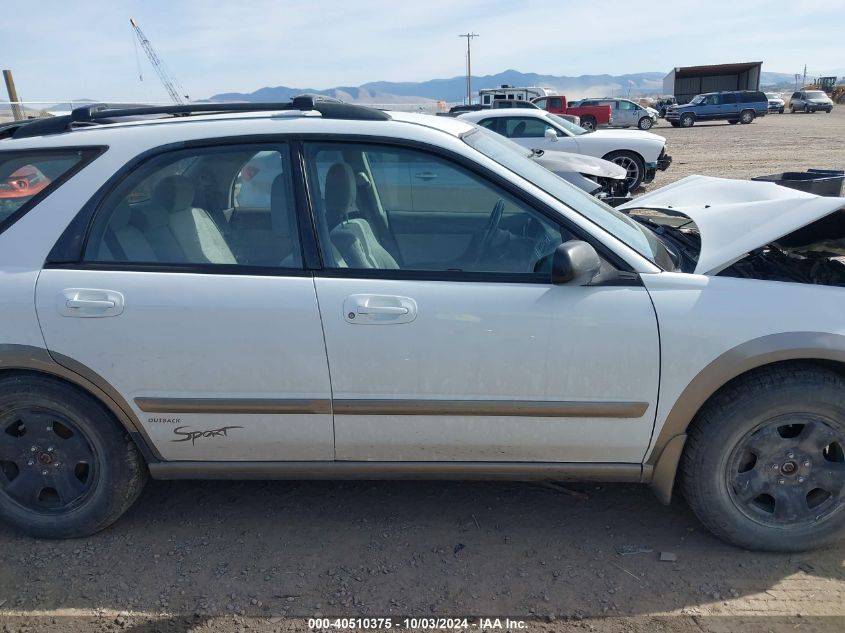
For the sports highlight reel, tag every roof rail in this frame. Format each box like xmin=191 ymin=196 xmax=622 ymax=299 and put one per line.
xmin=6 ymin=97 xmax=390 ymax=140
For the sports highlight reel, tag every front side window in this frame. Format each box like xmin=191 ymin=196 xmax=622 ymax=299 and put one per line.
xmin=704 ymin=95 xmax=720 ymax=105
xmin=619 ymin=100 xmax=636 ymax=110
xmin=303 ymin=142 xmax=564 ymax=274
xmin=84 ymin=145 xmax=302 ymax=269
xmin=690 ymin=95 xmax=706 ymax=105
xmin=462 ymin=127 xmax=674 ymax=270
xmin=502 ymin=117 xmax=554 ymax=139
xmin=0 ymin=148 xmax=100 ymax=235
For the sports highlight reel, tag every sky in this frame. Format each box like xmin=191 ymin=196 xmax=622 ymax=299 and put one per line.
xmin=1 ymin=0 xmax=844 ymax=104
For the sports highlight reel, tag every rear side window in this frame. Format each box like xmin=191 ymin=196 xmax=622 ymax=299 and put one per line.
xmin=0 ymin=148 xmax=101 ymax=235
xmin=740 ymin=92 xmax=765 ymax=103
xmin=721 ymin=93 xmax=737 ymax=104
xmin=83 ymin=144 xmax=303 ymax=269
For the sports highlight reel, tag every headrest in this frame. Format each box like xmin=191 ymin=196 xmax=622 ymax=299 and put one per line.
xmin=152 ymin=175 xmax=195 ymax=213
xmin=324 ymin=162 xmax=356 ymax=225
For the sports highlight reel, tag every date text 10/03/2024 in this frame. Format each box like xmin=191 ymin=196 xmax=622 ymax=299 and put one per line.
xmin=307 ymin=618 xmax=527 ymax=630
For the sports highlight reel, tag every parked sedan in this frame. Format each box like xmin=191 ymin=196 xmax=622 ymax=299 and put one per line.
xmin=577 ymin=98 xmax=658 ymax=130
xmin=459 ymin=108 xmax=671 ymax=191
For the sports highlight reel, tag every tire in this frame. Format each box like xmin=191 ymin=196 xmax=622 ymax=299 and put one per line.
xmin=791 ymin=105 xmax=796 ymax=113
xmin=580 ymin=116 xmax=596 ymax=131
xmin=739 ymin=110 xmax=755 ymax=124
xmin=727 ymin=120 xmax=739 ymax=125
xmin=603 ymin=150 xmax=646 ymax=191
xmin=0 ymin=375 xmax=147 ymax=538
xmin=805 ymin=104 xmax=811 ymax=113
xmin=679 ymin=113 xmax=695 ymax=128
xmin=669 ymin=121 xmax=679 ymax=127
xmin=681 ymin=364 xmax=845 ymax=552
xmin=637 ymin=116 xmax=653 ymax=130
xmin=779 ymin=107 xmax=785 ymax=114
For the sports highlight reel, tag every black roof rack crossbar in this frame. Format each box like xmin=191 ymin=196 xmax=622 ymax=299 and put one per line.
xmin=7 ymin=97 xmax=390 ymax=140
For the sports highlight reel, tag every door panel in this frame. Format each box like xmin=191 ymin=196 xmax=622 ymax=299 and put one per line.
xmin=316 ymin=278 xmax=659 ymax=462
xmin=36 ymin=270 xmax=333 ymax=461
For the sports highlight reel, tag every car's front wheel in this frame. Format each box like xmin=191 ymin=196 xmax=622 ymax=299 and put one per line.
xmin=679 ymin=113 xmax=695 ymax=128
xmin=0 ymin=375 xmax=148 ymax=539
xmin=637 ymin=116 xmax=653 ymax=130
xmin=682 ymin=364 xmax=845 ymax=551
xmin=603 ymin=150 xmax=646 ymax=192
xmin=779 ymin=107 xmax=785 ymax=114
xmin=791 ymin=105 xmax=797 ymax=113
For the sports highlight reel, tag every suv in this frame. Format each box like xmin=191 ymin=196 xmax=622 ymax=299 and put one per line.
xmin=576 ymin=98 xmax=657 ymax=130
xmin=790 ymin=90 xmax=834 ymax=113
xmin=0 ymin=101 xmax=844 ymax=551
xmin=665 ymin=90 xmax=769 ymax=127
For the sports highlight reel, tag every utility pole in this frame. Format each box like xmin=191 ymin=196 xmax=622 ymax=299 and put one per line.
xmin=3 ymin=70 xmax=23 ymax=121
xmin=458 ymin=33 xmax=479 ymax=105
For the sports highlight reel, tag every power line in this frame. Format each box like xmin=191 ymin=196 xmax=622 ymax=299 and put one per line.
xmin=458 ymin=33 xmax=479 ymax=105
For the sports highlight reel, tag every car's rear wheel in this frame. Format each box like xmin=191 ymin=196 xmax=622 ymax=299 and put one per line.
xmin=739 ymin=110 xmax=755 ymax=124
xmin=727 ymin=119 xmax=739 ymax=125
xmin=805 ymin=104 xmax=811 ymax=113
xmin=637 ymin=116 xmax=653 ymax=130
xmin=580 ymin=116 xmax=597 ymax=131
xmin=603 ymin=151 xmax=646 ymax=192
xmin=679 ymin=113 xmax=695 ymax=128
xmin=681 ymin=364 xmax=845 ymax=551
xmin=790 ymin=105 xmax=796 ymax=113
xmin=0 ymin=375 xmax=147 ymax=539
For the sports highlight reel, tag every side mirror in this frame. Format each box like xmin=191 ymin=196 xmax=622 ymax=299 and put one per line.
xmin=544 ymin=127 xmax=558 ymax=142
xmin=551 ymin=240 xmax=602 ymax=285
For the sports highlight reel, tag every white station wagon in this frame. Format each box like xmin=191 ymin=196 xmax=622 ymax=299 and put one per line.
xmin=0 ymin=100 xmax=843 ymax=551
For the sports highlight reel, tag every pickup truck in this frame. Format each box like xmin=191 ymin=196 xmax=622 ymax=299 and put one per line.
xmin=531 ymin=95 xmax=612 ymax=131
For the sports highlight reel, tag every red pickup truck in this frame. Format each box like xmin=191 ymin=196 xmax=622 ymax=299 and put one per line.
xmin=531 ymin=96 xmax=612 ymax=131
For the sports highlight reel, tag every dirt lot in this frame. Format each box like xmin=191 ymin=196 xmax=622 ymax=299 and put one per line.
xmin=1 ymin=108 xmax=844 ymax=633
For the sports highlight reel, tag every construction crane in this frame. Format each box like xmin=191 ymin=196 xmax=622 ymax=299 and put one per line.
xmin=129 ymin=17 xmax=188 ymax=104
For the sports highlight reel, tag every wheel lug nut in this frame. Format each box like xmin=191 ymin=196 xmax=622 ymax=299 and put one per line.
xmin=30 ymin=446 xmax=37 ymax=452
xmin=47 ymin=447 xmax=54 ymax=453
xmin=772 ymin=464 xmax=779 ymax=470
xmin=786 ymin=451 xmax=794 ymax=459
xmin=798 ymin=477 xmax=805 ymax=483
xmin=41 ymin=470 xmax=48 ymax=476
xmin=778 ymin=478 xmax=785 ymax=484
xmin=803 ymin=460 xmax=810 ymax=467
xmin=27 ymin=459 xmax=34 ymax=466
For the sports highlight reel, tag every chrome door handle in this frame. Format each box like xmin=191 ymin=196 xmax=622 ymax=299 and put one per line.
xmin=66 ymin=299 xmax=116 ymax=309
xmin=414 ymin=172 xmax=438 ymax=181
xmin=357 ymin=305 xmax=409 ymax=315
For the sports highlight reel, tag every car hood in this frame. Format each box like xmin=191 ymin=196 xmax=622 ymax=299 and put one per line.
xmin=618 ymin=175 xmax=845 ymax=275
xmin=533 ymin=150 xmax=626 ymax=179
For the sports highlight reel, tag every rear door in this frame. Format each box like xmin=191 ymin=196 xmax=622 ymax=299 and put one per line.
xmin=303 ymin=140 xmax=660 ymax=463
xmin=36 ymin=141 xmax=334 ymax=462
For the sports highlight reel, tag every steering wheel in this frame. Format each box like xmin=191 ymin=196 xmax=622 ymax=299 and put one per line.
xmin=473 ymin=199 xmax=506 ymax=266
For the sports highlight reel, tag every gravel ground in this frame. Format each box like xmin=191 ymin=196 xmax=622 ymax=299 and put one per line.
xmin=1 ymin=107 xmax=844 ymax=633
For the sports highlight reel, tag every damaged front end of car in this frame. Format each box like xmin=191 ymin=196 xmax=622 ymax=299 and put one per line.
xmin=618 ymin=175 xmax=845 ymax=286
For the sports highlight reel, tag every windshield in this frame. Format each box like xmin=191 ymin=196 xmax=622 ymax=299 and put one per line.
xmin=546 ymin=113 xmax=589 ymax=136
xmin=806 ymin=91 xmax=828 ymax=99
xmin=690 ymin=95 xmax=706 ymax=105
xmin=462 ymin=126 xmax=672 ymax=268
xmin=765 ymin=93 xmax=780 ymax=99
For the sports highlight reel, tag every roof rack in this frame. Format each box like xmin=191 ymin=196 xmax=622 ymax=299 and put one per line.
xmin=4 ymin=96 xmax=391 ymax=140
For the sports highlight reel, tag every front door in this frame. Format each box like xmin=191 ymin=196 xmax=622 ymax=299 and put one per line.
xmin=36 ymin=142 xmax=334 ymax=461
xmin=302 ymin=140 xmax=659 ymax=463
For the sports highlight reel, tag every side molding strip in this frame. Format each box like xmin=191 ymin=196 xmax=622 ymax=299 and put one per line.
xmin=149 ymin=461 xmax=644 ymax=482
xmin=135 ymin=398 xmax=332 ymax=415
xmin=332 ymin=399 xmax=649 ymax=418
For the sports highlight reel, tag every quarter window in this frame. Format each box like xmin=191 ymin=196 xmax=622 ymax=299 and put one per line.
xmin=84 ymin=145 xmax=302 ymax=269
xmin=0 ymin=148 xmax=101 ymax=235
xmin=303 ymin=143 xmax=564 ymax=274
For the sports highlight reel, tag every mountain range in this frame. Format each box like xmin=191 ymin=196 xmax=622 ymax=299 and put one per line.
xmin=210 ymin=69 xmax=799 ymax=104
